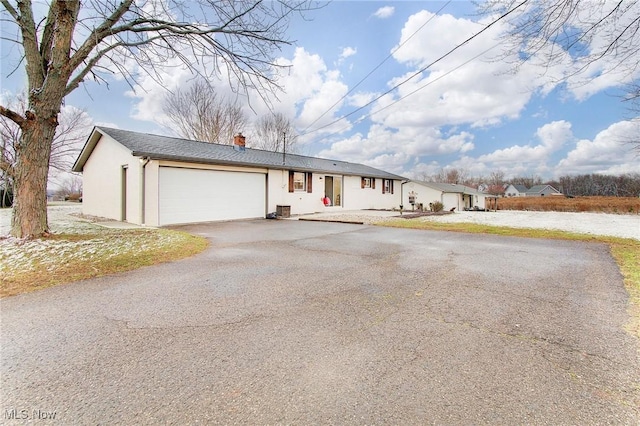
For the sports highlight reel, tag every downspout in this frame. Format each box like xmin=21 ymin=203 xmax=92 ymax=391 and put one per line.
xmin=400 ymin=180 xmax=409 ymax=214
xmin=140 ymin=157 xmax=150 ymax=225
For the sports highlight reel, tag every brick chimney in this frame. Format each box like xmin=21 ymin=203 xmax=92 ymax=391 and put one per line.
xmin=233 ymin=133 xmax=246 ymax=151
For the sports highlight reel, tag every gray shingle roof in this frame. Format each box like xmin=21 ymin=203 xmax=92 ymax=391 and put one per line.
xmin=511 ymin=184 xmax=529 ymax=193
xmin=74 ymin=127 xmax=405 ymax=180
xmin=527 ymin=184 xmax=558 ymax=194
xmin=414 ymin=181 xmax=486 ymax=195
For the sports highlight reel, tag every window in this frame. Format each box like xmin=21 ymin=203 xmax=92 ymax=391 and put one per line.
xmin=382 ymin=179 xmax=394 ymax=194
xmin=361 ymin=177 xmax=376 ymax=189
xmin=293 ymin=172 xmax=306 ymax=191
xmin=288 ymin=171 xmax=312 ymax=193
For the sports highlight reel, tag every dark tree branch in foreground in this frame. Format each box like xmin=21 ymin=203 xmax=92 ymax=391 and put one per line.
xmin=0 ymin=0 xmax=320 ymax=238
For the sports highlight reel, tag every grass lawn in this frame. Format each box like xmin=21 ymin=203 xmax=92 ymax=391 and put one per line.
xmin=377 ymin=219 xmax=640 ymax=338
xmin=1 ymin=226 xmax=208 ymax=298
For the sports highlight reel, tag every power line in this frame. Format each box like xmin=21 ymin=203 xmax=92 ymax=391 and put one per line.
xmin=328 ymin=43 xmax=501 ymax=138
xmin=301 ymin=0 xmax=528 ymax=138
xmin=300 ymin=1 xmax=452 ymax=134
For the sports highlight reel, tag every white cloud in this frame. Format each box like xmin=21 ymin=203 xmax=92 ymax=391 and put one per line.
xmin=348 ymin=92 xmax=378 ymax=108
xmin=470 ymin=121 xmax=572 ymax=175
xmin=536 ymin=120 xmax=573 ymax=150
xmin=373 ymin=6 xmax=394 ymax=19
xmin=125 ymin=59 xmax=198 ymax=123
xmin=556 ymin=119 xmax=640 ymax=175
xmin=563 ymin=3 xmax=640 ymax=100
xmin=501 ymin=1 xmax=640 ymax=102
xmin=276 ymin=48 xmax=350 ymax=139
xmin=367 ymin=11 xmax=560 ymax=133
xmin=412 ymin=119 xmax=640 ymax=180
xmin=317 ymin=125 xmax=475 ymax=176
xmin=340 ymin=47 xmax=357 ymax=60
xmin=122 ymin=45 xmax=352 ymax=142
xmin=335 ymin=46 xmax=357 ymax=67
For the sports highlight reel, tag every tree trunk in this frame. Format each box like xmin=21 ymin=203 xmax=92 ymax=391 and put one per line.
xmin=11 ymin=117 xmax=56 ymax=238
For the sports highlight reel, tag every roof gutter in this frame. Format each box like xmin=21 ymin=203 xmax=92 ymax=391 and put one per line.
xmin=133 ymin=151 xmax=405 ymax=181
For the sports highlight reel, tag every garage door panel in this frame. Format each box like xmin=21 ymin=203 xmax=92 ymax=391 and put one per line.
xmin=159 ymin=167 xmax=265 ymax=225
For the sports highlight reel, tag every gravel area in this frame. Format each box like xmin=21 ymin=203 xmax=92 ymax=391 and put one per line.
xmin=298 ymin=210 xmax=640 ymax=240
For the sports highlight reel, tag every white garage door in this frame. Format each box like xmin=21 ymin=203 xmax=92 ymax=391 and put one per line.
xmin=159 ymin=167 xmax=266 ymax=225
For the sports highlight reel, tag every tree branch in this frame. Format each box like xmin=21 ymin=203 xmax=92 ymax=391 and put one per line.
xmin=39 ymin=1 xmax=59 ymax=69
xmin=15 ymin=0 xmax=45 ymax=90
xmin=0 ymin=157 xmax=15 ymax=178
xmin=0 ymin=0 xmax=19 ymax=20
xmin=0 ymin=105 xmax=25 ymax=126
xmin=66 ymin=0 xmax=134 ymax=74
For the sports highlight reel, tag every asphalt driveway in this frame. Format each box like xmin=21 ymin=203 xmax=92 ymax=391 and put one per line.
xmin=1 ymin=220 xmax=639 ymax=424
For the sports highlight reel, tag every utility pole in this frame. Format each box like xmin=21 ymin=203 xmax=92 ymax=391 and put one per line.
xmin=282 ymin=131 xmax=286 ymax=165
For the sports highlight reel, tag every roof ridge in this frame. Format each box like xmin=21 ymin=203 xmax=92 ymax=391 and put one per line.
xmin=82 ymin=126 xmax=406 ymax=180
xmin=96 ymin=126 xmax=373 ymax=169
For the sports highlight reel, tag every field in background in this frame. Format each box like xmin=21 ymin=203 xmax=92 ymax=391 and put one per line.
xmin=497 ymin=196 xmax=640 ymax=214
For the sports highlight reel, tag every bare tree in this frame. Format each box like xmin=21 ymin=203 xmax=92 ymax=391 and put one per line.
xmin=250 ymin=112 xmax=298 ymax=153
xmin=0 ymin=105 xmax=19 ymax=204
xmin=486 ymin=170 xmax=506 ymax=195
xmin=480 ymin=1 xmax=640 ymax=83
xmin=557 ymin=173 xmax=640 ymax=196
xmin=431 ymin=168 xmax=470 ymax=184
xmin=55 ymin=174 xmax=83 ymax=200
xmin=0 ymin=0 xmax=318 ymax=238
xmin=162 ymin=79 xmax=247 ymax=145
xmin=510 ymin=175 xmax=543 ymax=188
xmin=1 ymin=93 xmax=91 ymax=198
xmin=479 ymin=1 xmax=640 ymax=146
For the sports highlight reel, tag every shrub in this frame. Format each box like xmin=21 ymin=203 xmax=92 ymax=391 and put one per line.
xmin=431 ymin=201 xmax=444 ymax=212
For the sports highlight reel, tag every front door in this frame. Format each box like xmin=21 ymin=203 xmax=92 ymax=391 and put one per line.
xmin=324 ymin=176 xmax=342 ymax=207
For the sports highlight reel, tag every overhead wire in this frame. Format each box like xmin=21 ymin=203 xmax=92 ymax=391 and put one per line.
xmin=300 ymin=0 xmax=529 ymax=140
xmin=324 ymin=43 xmax=501 ymax=137
xmin=300 ymin=0 xmax=453 ymax=133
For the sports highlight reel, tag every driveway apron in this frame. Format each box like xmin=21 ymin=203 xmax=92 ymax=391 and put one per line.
xmin=1 ymin=220 xmax=639 ymax=424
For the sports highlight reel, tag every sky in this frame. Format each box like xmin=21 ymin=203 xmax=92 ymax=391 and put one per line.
xmin=2 ymin=0 xmax=639 ymax=183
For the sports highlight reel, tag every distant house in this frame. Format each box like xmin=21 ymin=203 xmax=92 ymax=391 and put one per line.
xmin=72 ymin=127 xmax=405 ymax=226
xmin=504 ymin=184 xmax=561 ymax=197
xmin=401 ymin=181 xmax=498 ymax=211
xmin=504 ymin=184 xmax=528 ymax=197
xmin=525 ymin=185 xmax=561 ymax=197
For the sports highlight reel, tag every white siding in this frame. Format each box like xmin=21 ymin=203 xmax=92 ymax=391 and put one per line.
xmin=402 ymin=182 xmax=443 ymax=210
xmin=266 ymin=171 xmax=403 ymax=215
xmin=267 ymin=170 xmax=326 ymax=215
xmin=442 ymin=193 xmax=461 ymax=211
xmin=82 ymin=134 xmax=140 ymax=222
xmin=158 ymin=167 xmax=266 ymax=225
xmin=342 ymin=176 xmax=401 ymax=210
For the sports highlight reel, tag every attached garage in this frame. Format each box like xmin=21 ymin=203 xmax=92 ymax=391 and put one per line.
xmin=158 ymin=167 xmax=266 ymax=225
